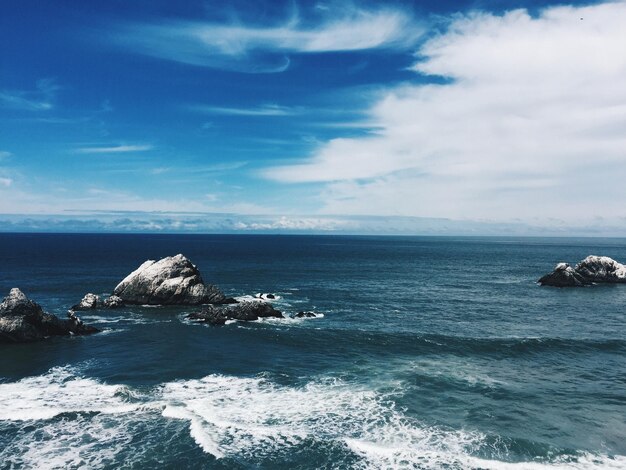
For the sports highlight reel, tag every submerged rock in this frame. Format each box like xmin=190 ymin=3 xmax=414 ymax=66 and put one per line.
xmin=0 ymin=288 xmax=98 ymax=343
xmin=293 ymin=311 xmax=318 ymax=318
xmin=113 ymin=254 xmax=226 ymax=305
xmin=538 ymin=256 xmax=626 ymax=287
xmin=187 ymin=301 xmax=283 ymax=325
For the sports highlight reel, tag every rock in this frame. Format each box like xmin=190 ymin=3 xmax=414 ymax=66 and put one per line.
xmin=188 ymin=306 xmax=229 ymax=326
xmin=113 ymin=254 xmax=226 ymax=305
xmin=71 ymin=293 xmax=100 ymax=311
xmin=0 ymin=288 xmax=98 ymax=343
xmin=538 ymin=263 xmax=592 ymax=287
xmin=538 ymin=256 xmax=626 ymax=287
xmin=574 ymin=256 xmax=626 ymax=283
xmin=102 ymin=295 xmax=125 ymax=309
xmin=293 ymin=311 xmax=318 ymax=318
xmin=187 ymin=301 xmax=283 ymax=325
xmin=255 ymin=293 xmax=276 ymax=300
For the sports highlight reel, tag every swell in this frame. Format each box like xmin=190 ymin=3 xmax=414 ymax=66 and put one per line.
xmin=270 ymin=327 xmax=626 ymax=359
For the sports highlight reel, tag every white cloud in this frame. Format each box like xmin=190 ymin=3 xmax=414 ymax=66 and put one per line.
xmin=0 ymin=178 xmax=12 ymax=187
xmin=0 ymin=79 xmax=60 ymax=111
xmin=191 ymin=103 xmax=298 ymax=116
xmin=75 ymin=144 xmax=153 ymax=154
xmin=264 ymin=2 xmax=626 ymax=222
xmin=112 ymin=6 xmax=421 ymax=72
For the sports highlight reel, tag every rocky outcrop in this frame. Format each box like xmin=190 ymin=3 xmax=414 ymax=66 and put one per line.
xmin=537 ymin=263 xmax=592 ymax=287
xmin=71 ymin=293 xmax=100 ymax=311
xmin=103 ymin=295 xmax=124 ymax=309
xmin=0 ymin=288 xmax=98 ymax=343
xmin=71 ymin=293 xmax=125 ymax=311
xmin=538 ymin=256 xmax=626 ymax=287
xmin=113 ymin=254 xmax=226 ymax=305
xmin=187 ymin=301 xmax=283 ymax=325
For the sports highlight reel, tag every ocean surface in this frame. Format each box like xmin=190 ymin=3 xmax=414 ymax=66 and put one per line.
xmin=1 ymin=233 xmax=625 ymax=469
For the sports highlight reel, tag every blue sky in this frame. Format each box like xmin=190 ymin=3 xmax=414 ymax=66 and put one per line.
xmin=1 ymin=0 xmax=625 ymax=234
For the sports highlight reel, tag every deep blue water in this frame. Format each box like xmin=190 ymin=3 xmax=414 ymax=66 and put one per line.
xmin=1 ymin=234 xmax=625 ymax=469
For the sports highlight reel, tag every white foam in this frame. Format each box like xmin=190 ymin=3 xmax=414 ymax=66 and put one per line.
xmin=0 ymin=366 xmax=140 ymax=421
xmin=1 ymin=367 xmax=624 ymax=469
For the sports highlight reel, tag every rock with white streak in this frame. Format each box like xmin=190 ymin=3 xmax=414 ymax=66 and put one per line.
xmin=113 ymin=254 xmax=226 ymax=305
xmin=538 ymin=256 xmax=626 ymax=287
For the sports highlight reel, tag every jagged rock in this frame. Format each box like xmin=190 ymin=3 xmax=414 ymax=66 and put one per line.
xmin=0 ymin=288 xmax=98 ymax=343
xmin=187 ymin=301 xmax=283 ymax=325
xmin=538 ymin=263 xmax=592 ymax=287
xmin=102 ymin=295 xmax=125 ymax=309
xmin=71 ymin=293 xmax=100 ymax=311
xmin=293 ymin=311 xmax=318 ymax=318
xmin=113 ymin=254 xmax=226 ymax=305
xmin=538 ymin=256 xmax=626 ymax=287
xmin=188 ymin=307 xmax=229 ymax=326
xmin=574 ymin=256 xmax=626 ymax=283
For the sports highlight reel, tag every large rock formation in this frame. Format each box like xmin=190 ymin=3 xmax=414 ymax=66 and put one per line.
xmin=0 ymin=288 xmax=98 ymax=343
xmin=538 ymin=256 xmax=626 ymax=287
xmin=113 ymin=254 xmax=226 ymax=305
xmin=187 ymin=301 xmax=283 ymax=325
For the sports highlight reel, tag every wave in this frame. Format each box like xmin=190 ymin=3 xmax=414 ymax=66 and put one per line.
xmin=1 ymin=366 xmax=624 ymax=469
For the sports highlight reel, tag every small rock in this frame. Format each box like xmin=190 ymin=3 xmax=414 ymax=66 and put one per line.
xmin=103 ymin=295 xmax=125 ymax=309
xmin=293 ymin=311 xmax=318 ymax=318
xmin=71 ymin=293 xmax=100 ymax=311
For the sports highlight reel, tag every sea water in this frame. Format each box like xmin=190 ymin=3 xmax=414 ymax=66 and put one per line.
xmin=0 ymin=234 xmax=625 ymax=469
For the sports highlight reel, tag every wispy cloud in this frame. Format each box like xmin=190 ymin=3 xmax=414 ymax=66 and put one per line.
xmin=263 ymin=2 xmax=626 ymax=222
xmin=0 ymin=151 xmax=12 ymax=160
xmin=75 ymin=144 xmax=154 ymax=154
xmin=0 ymin=79 xmax=60 ymax=111
xmin=109 ymin=5 xmax=422 ymax=72
xmin=190 ymin=103 xmax=299 ymax=116
xmin=0 ymin=178 xmax=12 ymax=187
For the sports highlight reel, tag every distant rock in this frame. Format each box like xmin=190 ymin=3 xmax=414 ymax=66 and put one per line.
xmin=293 ymin=311 xmax=318 ymax=318
xmin=538 ymin=263 xmax=592 ymax=287
xmin=113 ymin=254 xmax=226 ymax=305
xmin=71 ymin=293 xmax=100 ymax=311
xmin=574 ymin=256 xmax=626 ymax=283
xmin=538 ymin=256 xmax=626 ymax=287
xmin=187 ymin=301 xmax=283 ymax=325
xmin=0 ymin=288 xmax=98 ymax=343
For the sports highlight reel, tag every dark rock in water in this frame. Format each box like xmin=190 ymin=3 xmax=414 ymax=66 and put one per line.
xmin=188 ymin=306 xmax=229 ymax=326
xmin=538 ymin=263 xmax=592 ymax=287
xmin=113 ymin=254 xmax=226 ymax=305
xmin=256 ymin=293 xmax=276 ymax=300
xmin=102 ymin=295 xmax=125 ymax=309
xmin=0 ymin=288 xmax=98 ymax=343
xmin=293 ymin=311 xmax=318 ymax=318
xmin=187 ymin=301 xmax=283 ymax=325
xmin=538 ymin=256 xmax=626 ymax=287
xmin=222 ymin=297 xmax=239 ymax=304
xmin=71 ymin=293 xmax=100 ymax=311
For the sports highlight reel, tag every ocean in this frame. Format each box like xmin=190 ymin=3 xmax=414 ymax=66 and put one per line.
xmin=0 ymin=233 xmax=625 ymax=469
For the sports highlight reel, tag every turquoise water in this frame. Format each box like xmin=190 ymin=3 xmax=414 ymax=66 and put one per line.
xmin=1 ymin=234 xmax=625 ymax=469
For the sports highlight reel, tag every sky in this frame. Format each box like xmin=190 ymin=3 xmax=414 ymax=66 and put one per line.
xmin=1 ymin=0 xmax=625 ymax=234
